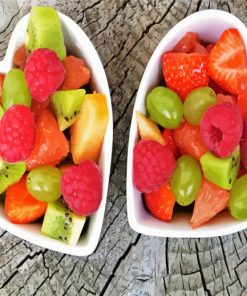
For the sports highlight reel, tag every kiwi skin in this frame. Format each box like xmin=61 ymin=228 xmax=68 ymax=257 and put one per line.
xmin=26 ymin=7 xmax=66 ymax=60
xmin=0 ymin=160 xmax=26 ymax=194
xmin=41 ymin=200 xmax=86 ymax=246
xmin=51 ymin=89 xmax=85 ymax=131
xmin=200 ymin=146 xmax=240 ymax=190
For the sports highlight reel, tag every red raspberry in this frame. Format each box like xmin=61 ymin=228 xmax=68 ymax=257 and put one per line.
xmin=61 ymin=160 xmax=102 ymax=216
xmin=24 ymin=48 xmax=65 ymax=102
xmin=133 ymin=140 xmax=176 ymax=193
xmin=201 ymin=103 xmax=242 ymax=158
xmin=0 ymin=105 xmax=35 ymax=162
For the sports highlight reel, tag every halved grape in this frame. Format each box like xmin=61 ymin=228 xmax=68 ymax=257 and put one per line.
xmin=2 ymin=69 xmax=31 ymax=110
xmin=183 ymin=87 xmax=216 ymax=126
xmin=228 ymin=175 xmax=247 ymax=220
xmin=146 ymin=86 xmax=183 ymax=129
xmin=171 ymin=155 xmax=202 ymax=206
xmin=26 ymin=166 xmax=61 ymax=202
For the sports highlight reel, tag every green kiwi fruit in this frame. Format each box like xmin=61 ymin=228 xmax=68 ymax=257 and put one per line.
xmin=0 ymin=105 xmax=4 ymax=119
xmin=26 ymin=6 xmax=66 ymax=60
xmin=51 ymin=89 xmax=85 ymax=131
xmin=200 ymin=146 xmax=240 ymax=190
xmin=41 ymin=200 xmax=86 ymax=246
xmin=2 ymin=69 xmax=31 ymax=110
xmin=0 ymin=159 xmax=26 ymax=194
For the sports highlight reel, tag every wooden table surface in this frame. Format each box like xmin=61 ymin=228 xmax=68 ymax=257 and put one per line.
xmin=0 ymin=0 xmax=247 ymax=295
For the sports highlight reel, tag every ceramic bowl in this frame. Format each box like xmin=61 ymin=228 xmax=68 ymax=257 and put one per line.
xmin=127 ymin=9 xmax=247 ymax=238
xmin=0 ymin=12 xmax=113 ymax=256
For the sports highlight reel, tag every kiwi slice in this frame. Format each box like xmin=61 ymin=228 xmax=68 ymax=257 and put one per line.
xmin=26 ymin=7 xmax=66 ymax=60
xmin=200 ymin=146 xmax=240 ymax=190
xmin=51 ymin=89 xmax=85 ymax=131
xmin=0 ymin=159 xmax=26 ymax=194
xmin=0 ymin=105 xmax=4 ymax=119
xmin=41 ymin=200 xmax=86 ymax=246
xmin=2 ymin=69 xmax=31 ymax=110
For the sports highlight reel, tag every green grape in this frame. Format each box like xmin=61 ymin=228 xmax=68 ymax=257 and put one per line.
xmin=26 ymin=166 xmax=62 ymax=202
xmin=228 ymin=175 xmax=247 ymax=220
xmin=183 ymin=87 xmax=216 ymax=126
xmin=171 ymin=155 xmax=202 ymax=206
xmin=2 ymin=69 xmax=31 ymax=110
xmin=146 ymin=86 xmax=183 ymax=129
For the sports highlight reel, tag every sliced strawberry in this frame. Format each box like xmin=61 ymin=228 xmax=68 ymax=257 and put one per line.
xmin=173 ymin=32 xmax=208 ymax=55
xmin=144 ymin=183 xmax=175 ymax=222
xmin=208 ymin=78 xmax=228 ymax=95
xmin=206 ymin=44 xmax=214 ymax=54
xmin=238 ymin=93 xmax=247 ymax=119
xmin=162 ymin=53 xmax=209 ymax=99
xmin=194 ymin=42 xmax=208 ymax=54
xmin=5 ymin=176 xmax=47 ymax=224
xmin=162 ymin=129 xmax=179 ymax=158
xmin=208 ymin=28 xmax=247 ymax=95
xmin=173 ymin=32 xmax=197 ymax=53
xmin=191 ymin=178 xmax=230 ymax=228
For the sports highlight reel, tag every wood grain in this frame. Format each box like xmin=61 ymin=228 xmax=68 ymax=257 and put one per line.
xmin=0 ymin=0 xmax=247 ymax=295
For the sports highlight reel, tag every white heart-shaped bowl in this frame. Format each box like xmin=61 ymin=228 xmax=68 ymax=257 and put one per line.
xmin=0 ymin=12 xmax=113 ymax=256
xmin=127 ymin=9 xmax=247 ymax=238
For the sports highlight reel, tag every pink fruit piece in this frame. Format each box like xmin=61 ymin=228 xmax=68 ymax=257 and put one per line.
xmin=217 ymin=94 xmax=236 ymax=105
xmin=201 ymin=102 xmax=243 ymax=158
xmin=133 ymin=140 xmax=176 ymax=193
xmin=0 ymin=105 xmax=35 ymax=162
xmin=240 ymin=121 xmax=247 ymax=168
xmin=61 ymin=160 xmax=102 ymax=216
xmin=24 ymin=48 xmax=65 ymax=102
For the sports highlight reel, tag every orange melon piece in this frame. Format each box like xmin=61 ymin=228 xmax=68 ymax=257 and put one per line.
xmin=136 ymin=112 xmax=165 ymax=145
xmin=70 ymin=93 xmax=108 ymax=164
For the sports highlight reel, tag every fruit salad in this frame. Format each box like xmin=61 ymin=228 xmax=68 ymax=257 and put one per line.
xmin=0 ymin=6 xmax=109 ymax=246
xmin=133 ymin=28 xmax=247 ymax=228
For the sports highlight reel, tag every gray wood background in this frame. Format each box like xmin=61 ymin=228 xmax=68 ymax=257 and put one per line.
xmin=0 ymin=0 xmax=247 ymax=295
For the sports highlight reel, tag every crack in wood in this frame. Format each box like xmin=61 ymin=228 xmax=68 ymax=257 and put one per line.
xmin=1 ymin=1 xmax=247 ymax=295
xmin=99 ymin=234 xmax=141 ymax=295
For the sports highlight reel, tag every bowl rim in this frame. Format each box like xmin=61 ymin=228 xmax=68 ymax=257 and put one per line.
xmin=0 ymin=11 xmax=113 ymax=256
xmin=126 ymin=9 xmax=247 ymax=238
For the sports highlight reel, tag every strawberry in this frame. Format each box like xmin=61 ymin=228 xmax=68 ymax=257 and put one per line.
xmin=162 ymin=53 xmax=209 ymax=99
xmin=5 ymin=176 xmax=47 ymax=224
xmin=173 ymin=32 xmax=197 ymax=53
xmin=193 ymin=42 xmax=208 ymax=54
xmin=208 ymin=28 xmax=247 ymax=95
xmin=191 ymin=178 xmax=230 ymax=228
xmin=144 ymin=183 xmax=175 ymax=222
xmin=173 ymin=32 xmax=207 ymax=54
xmin=206 ymin=44 xmax=214 ymax=54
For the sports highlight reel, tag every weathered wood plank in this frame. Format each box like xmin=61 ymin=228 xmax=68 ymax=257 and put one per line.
xmin=0 ymin=0 xmax=247 ymax=295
